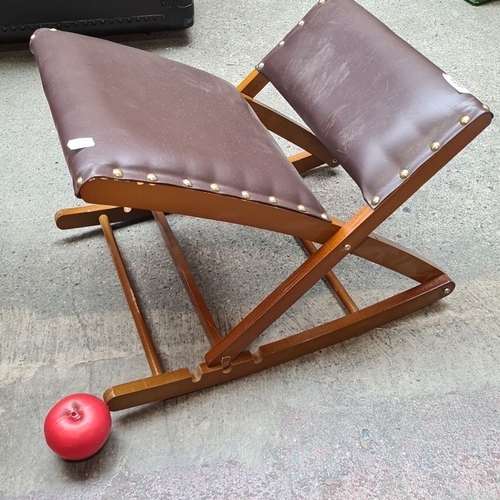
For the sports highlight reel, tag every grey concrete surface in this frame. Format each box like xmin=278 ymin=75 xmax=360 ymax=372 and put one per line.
xmin=1 ymin=0 xmax=499 ymax=498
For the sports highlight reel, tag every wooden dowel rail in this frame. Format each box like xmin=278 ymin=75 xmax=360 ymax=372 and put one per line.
xmin=99 ymin=214 xmax=164 ymax=377
xmin=153 ymin=212 xmax=222 ymax=347
xmin=299 ymin=238 xmax=359 ymax=314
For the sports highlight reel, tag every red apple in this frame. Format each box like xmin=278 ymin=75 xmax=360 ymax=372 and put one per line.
xmin=44 ymin=393 xmax=112 ymax=461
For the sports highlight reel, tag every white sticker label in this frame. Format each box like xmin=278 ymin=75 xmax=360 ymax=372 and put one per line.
xmin=67 ymin=137 xmax=95 ymax=150
xmin=443 ymin=73 xmax=470 ymax=94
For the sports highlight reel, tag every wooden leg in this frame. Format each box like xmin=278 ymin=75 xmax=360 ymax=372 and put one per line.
xmin=288 ymin=151 xmax=335 ymax=174
xmin=204 ymin=207 xmax=375 ymax=367
xmin=103 ymin=273 xmax=453 ymax=411
xmin=237 ymin=70 xmax=336 ymax=172
xmin=242 ymin=94 xmax=336 ymax=168
xmin=55 ymin=204 xmax=152 ymax=230
xmin=236 ymin=69 xmax=269 ymax=97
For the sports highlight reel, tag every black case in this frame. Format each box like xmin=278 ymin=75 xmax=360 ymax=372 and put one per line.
xmin=1 ymin=0 xmax=194 ymax=44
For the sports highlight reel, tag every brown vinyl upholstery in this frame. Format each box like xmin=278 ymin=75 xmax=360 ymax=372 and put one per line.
xmin=259 ymin=0 xmax=489 ymax=207
xmin=31 ymin=28 xmax=327 ymax=220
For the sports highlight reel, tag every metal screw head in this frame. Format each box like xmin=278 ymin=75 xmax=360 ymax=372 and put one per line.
xmin=257 ymin=62 xmax=264 ymax=70
xmin=344 ymin=244 xmax=351 ymax=252
xmin=459 ymin=115 xmax=470 ymax=126
xmin=278 ymin=41 xmax=285 ymax=47
xmin=399 ymin=169 xmax=409 ymax=179
xmin=298 ymin=20 xmax=305 ymax=26
xmin=182 ymin=179 xmax=193 ymax=187
xmin=298 ymin=205 xmax=307 ymax=213
xmin=443 ymin=287 xmax=451 ymax=295
xmin=241 ymin=190 xmax=251 ymax=199
xmin=123 ymin=207 xmax=132 ymax=213
xmin=430 ymin=142 xmax=441 ymax=152
xmin=113 ymin=168 xmax=124 ymax=178
xmin=321 ymin=213 xmax=329 ymax=220
xmin=76 ymin=177 xmax=83 ymax=188
xmin=482 ymin=104 xmax=490 ymax=112
xmin=210 ymin=183 xmax=220 ymax=192
xmin=147 ymin=173 xmax=158 ymax=182
xmin=269 ymin=196 xmax=278 ymax=204
xmin=371 ymin=196 xmax=380 ymax=206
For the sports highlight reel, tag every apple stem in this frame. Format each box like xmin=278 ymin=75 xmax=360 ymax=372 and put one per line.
xmin=69 ymin=409 xmax=81 ymax=420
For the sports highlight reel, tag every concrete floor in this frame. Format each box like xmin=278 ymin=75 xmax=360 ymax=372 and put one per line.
xmin=1 ymin=0 xmax=499 ymax=498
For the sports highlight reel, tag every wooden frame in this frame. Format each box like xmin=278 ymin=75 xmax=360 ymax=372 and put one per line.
xmin=54 ymin=69 xmax=492 ymax=411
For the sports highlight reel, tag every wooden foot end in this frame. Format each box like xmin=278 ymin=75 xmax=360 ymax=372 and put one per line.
xmin=55 ymin=204 xmax=152 ymax=229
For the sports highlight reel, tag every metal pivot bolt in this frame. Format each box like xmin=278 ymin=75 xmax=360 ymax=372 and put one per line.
xmin=344 ymin=244 xmax=351 ymax=252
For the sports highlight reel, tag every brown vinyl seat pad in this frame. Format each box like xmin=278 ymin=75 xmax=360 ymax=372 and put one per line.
xmin=31 ymin=28 xmax=327 ymax=220
xmin=259 ymin=0 xmax=489 ymax=207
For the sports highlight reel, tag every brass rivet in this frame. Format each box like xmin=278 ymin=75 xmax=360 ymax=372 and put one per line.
xmin=400 ymin=169 xmax=409 ymax=179
xmin=257 ymin=62 xmax=264 ymax=70
xmin=76 ymin=177 xmax=83 ymax=188
xmin=210 ymin=183 xmax=220 ymax=192
xmin=278 ymin=41 xmax=285 ymax=47
xmin=482 ymin=104 xmax=490 ymax=112
xmin=321 ymin=213 xmax=329 ymax=220
xmin=241 ymin=190 xmax=251 ymax=199
xmin=147 ymin=173 xmax=158 ymax=182
xmin=298 ymin=205 xmax=307 ymax=212
xmin=298 ymin=20 xmax=305 ymax=26
xmin=113 ymin=168 xmax=124 ymax=178
xmin=430 ymin=142 xmax=440 ymax=152
xmin=371 ymin=196 xmax=380 ymax=206
xmin=269 ymin=196 xmax=278 ymax=204
xmin=183 ymin=179 xmax=193 ymax=187
xmin=444 ymin=287 xmax=451 ymax=295
xmin=459 ymin=115 xmax=470 ymax=126
xmin=344 ymin=244 xmax=351 ymax=252
xmin=123 ymin=207 xmax=132 ymax=213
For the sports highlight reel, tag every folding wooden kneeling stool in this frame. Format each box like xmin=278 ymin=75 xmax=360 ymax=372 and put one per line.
xmin=32 ymin=0 xmax=493 ymax=411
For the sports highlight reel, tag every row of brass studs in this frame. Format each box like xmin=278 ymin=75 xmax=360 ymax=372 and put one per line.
xmin=97 ymin=169 xmax=329 ymax=219
xmin=370 ymin=114 xmax=474 ymax=206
